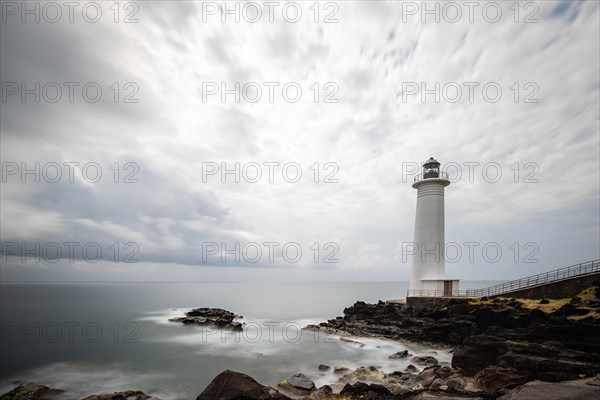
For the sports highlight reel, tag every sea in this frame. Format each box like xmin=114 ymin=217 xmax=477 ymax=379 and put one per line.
xmin=0 ymin=281 xmax=500 ymax=399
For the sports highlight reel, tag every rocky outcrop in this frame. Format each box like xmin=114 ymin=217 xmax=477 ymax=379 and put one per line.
xmin=169 ymin=307 xmax=243 ymax=331
xmin=196 ymin=370 xmax=290 ymax=400
xmin=496 ymin=378 xmax=600 ymax=400
xmin=0 ymin=384 xmax=153 ymax=400
xmin=0 ymin=383 xmax=63 ymax=400
xmin=307 ymin=295 xmax=600 ymax=386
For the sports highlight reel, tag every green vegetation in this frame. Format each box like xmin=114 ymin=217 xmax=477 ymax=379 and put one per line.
xmin=577 ymin=285 xmax=598 ymax=301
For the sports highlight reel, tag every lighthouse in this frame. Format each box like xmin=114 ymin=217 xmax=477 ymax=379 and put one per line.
xmin=409 ymin=157 xmax=459 ymax=297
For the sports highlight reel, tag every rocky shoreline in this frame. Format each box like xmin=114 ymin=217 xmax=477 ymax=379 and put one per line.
xmin=3 ymin=284 xmax=600 ymax=400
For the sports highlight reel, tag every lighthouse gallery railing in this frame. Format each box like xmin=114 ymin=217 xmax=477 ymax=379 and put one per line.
xmin=407 ymin=259 xmax=600 ymax=298
xmin=413 ymin=171 xmax=450 ymax=182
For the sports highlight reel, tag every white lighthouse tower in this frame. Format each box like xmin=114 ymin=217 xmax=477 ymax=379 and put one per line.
xmin=409 ymin=157 xmax=459 ymax=297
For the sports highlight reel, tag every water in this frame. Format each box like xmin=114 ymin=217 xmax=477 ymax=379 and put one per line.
xmin=0 ymin=281 xmax=498 ymax=399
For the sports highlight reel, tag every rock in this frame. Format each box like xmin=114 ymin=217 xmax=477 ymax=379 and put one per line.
xmin=540 ymin=299 xmax=550 ymax=304
xmin=473 ymin=306 xmax=516 ymax=330
xmin=497 ymin=378 xmax=600 ymax=400
xmin=405 ymin=364 xmax=419 ymax=373
xmin=309 ymin=386 xmax=332 ymax=400
xmin=333 ymin=366 xmax=349 ymax=374
xmin=389 ymin=350 xmax=412 ymax=359
xmin=570 ymin=296 xmax=582 ymax=304
xmin=313 ymin=297 xmax=600 ymax=385
xmin=558 ymin=303 xmax=590 ymax=317
xmin=474 ymin=366 xmax=531 ymax=394
xmin=340 ymin=366 xmax=385 ymax=383
xmin=452 ymin=335 xmax=508 ymax=375
xmin=417 ymin=366 xmax=455 ymax=386
xmin=0 ymin=384 xmax=156 ymax=400
xmin=340 ymin=337 xmax=365 ymax=346
xmin=197 ymin=370 xmax=290 ymax=400
xmin=409 ymin=393 xmax=486 ymax=400
xmin=0 ymin=383 xmax=63 ymax=400
xmin=317 ymin=364 xmax=330 ymax=371
xmin=170 ymin=308 xmax=243 ymax=331
xmin=340 ymin=382 xmax=394 ymax=398
xmin=81 ymin=391 xmax=152 ymax=400
xmin=411 ymin=356 xmax=438 ymax=366
xmin=278 ymin=373 xmax=316 ymax=392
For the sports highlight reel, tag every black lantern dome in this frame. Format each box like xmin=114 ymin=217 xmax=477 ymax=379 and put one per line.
xmin=423 ymin=157 xmax=440 ymax=179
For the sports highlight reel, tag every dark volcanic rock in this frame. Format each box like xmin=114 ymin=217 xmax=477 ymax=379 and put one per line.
xmin=473 ymin=366 xmax=531 ymax=394
xmin=0 ymin=384 xmax=154 ymax=400
xmin=389 ymin=350 xmax=412 ymax=359
xmin=197 ymin=370 xmax=290 ymax=400
xmin=333 ymin=366 xmax=350 ymax=374
xmin=417 ymin=365 xmax=455 ymax=386
xmin=81 ymin=390 xmax=152 ymax=400
xmin=496 ymin=378 xmax=600 ymax=400
xmin=409 ymin=393 xmax=486 ymax=400
xmin=340 ymin=382 xmax=395 ymax=399
xmin=170 ymin=307 xmax=243 ymax=331
xmin=452 ymin=335 xmax=508 ymax=375
xmin=411 ymin=356 xmax=438 ymax=366
xmin=405 ymin=364 xmax=419 ymax=373
xmin=312 ymin=294 xmax=600 ymax=385
xmin=0 ymin=383 xmax=63 ymax=400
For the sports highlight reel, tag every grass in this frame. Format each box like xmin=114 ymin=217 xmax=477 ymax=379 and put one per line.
xmin=516 ymin=298 xmax=571 ymax=313
xmin=577 ymin=286 xmax=598 ymax=301
xmin=468 ymin=285 xmax=600 ymax=321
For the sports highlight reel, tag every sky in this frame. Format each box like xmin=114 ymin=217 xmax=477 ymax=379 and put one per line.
xmin=0 ymin=0 xmax=599 ymax=282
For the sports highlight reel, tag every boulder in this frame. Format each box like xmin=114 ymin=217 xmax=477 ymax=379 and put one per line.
xmin=197 ymin=370 xmax=290 ymax=400
xmin=333 ymin=366 xmax=349 ymax=374
xmin=278 ymin=373 xmax=316 ymax=393
xmin=317 ymin=364 xmax=330 ymax=371
xmin=417 ymin=366 xmax=455 ymax=386
xmin=389 ymin=350 xmax=412 ymax=359
xmin=405 ymin=364 xmax=419 ymax=373
xmin=340 ymin=366 xmax=386 ymax=383
xmin=340 ymin=382 xmax=394 ymax=398
xmin=411 ymin=356 xmax=438 ymax=366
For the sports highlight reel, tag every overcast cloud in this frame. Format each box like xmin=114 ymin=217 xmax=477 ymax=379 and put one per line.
xmin=1 ymin=0 xmax=598 ymax=282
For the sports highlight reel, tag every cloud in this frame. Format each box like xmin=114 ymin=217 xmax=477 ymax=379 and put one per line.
xmin=1 ymin=1 xmax=598 ymax=281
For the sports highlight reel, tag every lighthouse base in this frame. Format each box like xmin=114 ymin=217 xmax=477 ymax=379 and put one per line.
xmin=408 ymin=279 xmax=460 ymax=297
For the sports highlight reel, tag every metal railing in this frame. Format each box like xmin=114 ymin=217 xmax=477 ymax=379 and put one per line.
xmin=473 ymin=259 xmax=600 ymax=297
xmin=406 ymin=259 xmax=600 ymax=298
xmin=407 ymin=289 xmax=477 ymax=298
xmin=413 ymin=171 xmax=449 ymax=182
